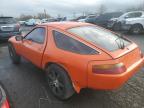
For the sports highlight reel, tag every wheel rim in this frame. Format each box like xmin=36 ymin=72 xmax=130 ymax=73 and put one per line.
xmin=133 ymin=27 xmax=141 ymax=34
xmin=47 ymin=70 xmax=65 ymax=96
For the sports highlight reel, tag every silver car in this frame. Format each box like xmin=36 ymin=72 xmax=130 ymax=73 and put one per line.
xmin=0 ymin=17 xmax=21 ymax=41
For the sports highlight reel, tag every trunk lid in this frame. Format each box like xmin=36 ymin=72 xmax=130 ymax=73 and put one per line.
xmin=107 ymin=43 xmax=141 ymax=68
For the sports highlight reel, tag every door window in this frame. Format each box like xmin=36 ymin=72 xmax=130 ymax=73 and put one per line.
xmin=25 ymin=27 xmax=45 ymax=44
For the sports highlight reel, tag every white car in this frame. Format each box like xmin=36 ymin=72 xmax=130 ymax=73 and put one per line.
xmin=25 ymin=19 xmax=41 ymax=26
xmin=108 ymin=11 xmax=144 ymax=34
xmin=19 ymin=21 xmax=25 ymax=25
xmin=41 ymin=19 xmax=48 ymax=23
xmin=77 ymin=18 xmax=86 ymax=22
xmin=35 ymin=19 xmax=42 ymax=25
xmin=25 ymin=19 xmax=35 ymax=26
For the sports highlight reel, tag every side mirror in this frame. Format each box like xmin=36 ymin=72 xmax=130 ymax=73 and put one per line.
xmin=15 ymin=35 xmax=23 ymax=41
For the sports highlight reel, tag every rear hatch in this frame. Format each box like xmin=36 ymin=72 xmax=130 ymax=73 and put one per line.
xmin=107 ymin=43 xmax=141 ymax=68
xmin=0 ymin=17 xmax=19 ymax=33
xmin=68 ymin=25 xmax=142 ymax=68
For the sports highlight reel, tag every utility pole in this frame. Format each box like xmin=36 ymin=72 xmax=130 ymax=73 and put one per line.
xmin=143 ymin=0 xmax=144 ymax=10
xmin=44 ymin=9 xmax=46 ymax=18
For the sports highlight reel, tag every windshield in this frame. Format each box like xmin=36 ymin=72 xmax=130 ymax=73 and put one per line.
xmin=68 ymin=26 xmax=131 ymax=51
xmin=0 ymin=17 xmax=17 ymax=24
xmin=97 ymin=12 xmax=123 ymax=20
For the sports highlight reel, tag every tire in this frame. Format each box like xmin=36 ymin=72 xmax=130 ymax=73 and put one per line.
xmin=130 ymin=24 xmax=143 ymax=34
xmin=45 ymin=64 xmax=75 ymax=100
xmin=113 ymin=22 xmax=121 ymax=31
xmin=8 ymin=43 xmax=21 ymax=64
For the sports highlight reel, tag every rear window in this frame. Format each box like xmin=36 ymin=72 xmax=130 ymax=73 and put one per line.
xmin=68 ymin=26 xmax=131 ymax=51
xmin=0 ymin=17 xmax=16 ymax=24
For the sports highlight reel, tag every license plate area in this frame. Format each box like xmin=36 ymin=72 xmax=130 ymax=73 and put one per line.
xmin=1 ymin=26 xmax=14 ymax=31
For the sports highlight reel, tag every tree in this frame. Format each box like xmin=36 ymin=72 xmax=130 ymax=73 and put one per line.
xmin=36 ymin=12 xmax=51 ymax=19
xmin=19 ymin=14 xmax=33 ymax=21
xmin=98 ymin=4 xmax=107 ymax=14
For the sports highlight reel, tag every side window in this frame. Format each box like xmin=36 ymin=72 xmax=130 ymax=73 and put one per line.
xmin=126 ymin=12 xmax=142 ymax=18
xmin=126 ymin=13 xmax=134 ymax=18
xmin=134 ymin=12 xmax=142 ymax=17
xmin=25 ymin=28 xmax=45 ymax=44
xmin=53 ymin=31 xmax=98 ymax=55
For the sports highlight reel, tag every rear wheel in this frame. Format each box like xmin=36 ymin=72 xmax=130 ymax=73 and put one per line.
xmin=45 ymin=64 xmax=75 ymax=100
xmin=8 ymin=43 xmax=21 ymax=64
xmin=130 ymin=24 xmax=143 ymax=34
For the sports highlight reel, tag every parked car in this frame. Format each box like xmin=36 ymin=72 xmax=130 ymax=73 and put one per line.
xmin=85 ymin=15 xmax=97 ymax=24
xmin=35 ymin=19 xmax=42 ymax=25
xmin=78 ymin=15 xmax=97 ymax=22
xmin=25 ymin=19 xmax=35 ymax=26
xmin=41 ymin=19 xmax=48 ymax=23
xmin=0 ymin=17 xmax=21 ymax=41
xmin=8 ymin=22 xmax=144 ymax=100
xmin=108 ymin=11 xmax=144 ymax=34
xmin=25 ymin=19 xmax=41 ymax=26
xmin=73 ymin=16 xmax=87 ymax=21
xmin=85 ymin=12 xmax=123 ymax=28
xmin=0 ymin=84 xmax=10 ymax=108
xmin=19 ymin=21 xmax=25 ymax=25
xmin=77 ymin=18 xmax=86 ymax=22
xmin=47 ymin=18 xmax=57 ymax=22
xmin=77 ymin=16 xmax=87 ymax=22
xmin=56 ymin=17 xmax=67 ymax=22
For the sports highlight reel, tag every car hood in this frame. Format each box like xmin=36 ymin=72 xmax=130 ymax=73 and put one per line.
xmin=110 ymin=18 xmax=118 ymax=21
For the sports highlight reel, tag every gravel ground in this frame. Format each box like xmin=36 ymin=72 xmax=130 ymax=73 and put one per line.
xmin=0 ymin=27 xmax=144 ymax=108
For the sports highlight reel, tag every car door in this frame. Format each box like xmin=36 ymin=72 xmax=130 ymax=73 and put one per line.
xmin=19 ymin=27 xmax=47 ymax=68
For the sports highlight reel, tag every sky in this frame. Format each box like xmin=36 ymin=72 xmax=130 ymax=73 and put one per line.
xmin=0 ymin=0 xmax=143 ymax=18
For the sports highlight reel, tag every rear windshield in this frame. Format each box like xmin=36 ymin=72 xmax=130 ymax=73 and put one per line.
xmin=0 ymin=17 xmax=16 ymax=24
xmin=68 ymin=26 xmax=131 ymax=51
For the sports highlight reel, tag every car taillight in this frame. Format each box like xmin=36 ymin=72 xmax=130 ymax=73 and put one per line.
xmin=1 ymin=99 xmax=10 ymax=108
xmin=92 ymin=63 xmax=126 ymax=74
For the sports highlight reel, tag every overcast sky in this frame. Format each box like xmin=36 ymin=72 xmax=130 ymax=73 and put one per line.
xmin=0 ymin=0 xmax=143 ymax=18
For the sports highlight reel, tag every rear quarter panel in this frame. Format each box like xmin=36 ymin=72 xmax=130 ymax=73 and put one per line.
xmin=42 ymin=27 xmax=112 ymax=89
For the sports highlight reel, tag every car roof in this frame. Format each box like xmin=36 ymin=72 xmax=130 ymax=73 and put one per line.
xmin=41 ymin=22 xmax=92 ymax=30
xmin=126 ymin=11 xmax=144 ymax=14
xmin=0 ymin=17 xmax=13 ymax=18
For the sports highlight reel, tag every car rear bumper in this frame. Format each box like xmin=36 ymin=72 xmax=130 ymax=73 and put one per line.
xmin=88 ymin=57 xmax=144 ymax=90
xmin=0 ymin=31 xmax=21 ymax=40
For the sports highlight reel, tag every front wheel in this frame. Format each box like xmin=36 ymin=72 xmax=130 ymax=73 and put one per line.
xmin=8 ymin=43 xmax=21 ymax=64
xmin=45 ymin=64 xmax=75 ymax=100
xmin=113 ymin=22 xmax=121 ymax=31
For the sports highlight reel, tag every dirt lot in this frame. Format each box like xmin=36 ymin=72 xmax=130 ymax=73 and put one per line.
xmin=0 ymin=27 xmax=144 ymax=108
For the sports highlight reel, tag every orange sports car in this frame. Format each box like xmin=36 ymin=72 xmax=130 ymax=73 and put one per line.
xmin=8 ymin=22 xmax=144 ymax=100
